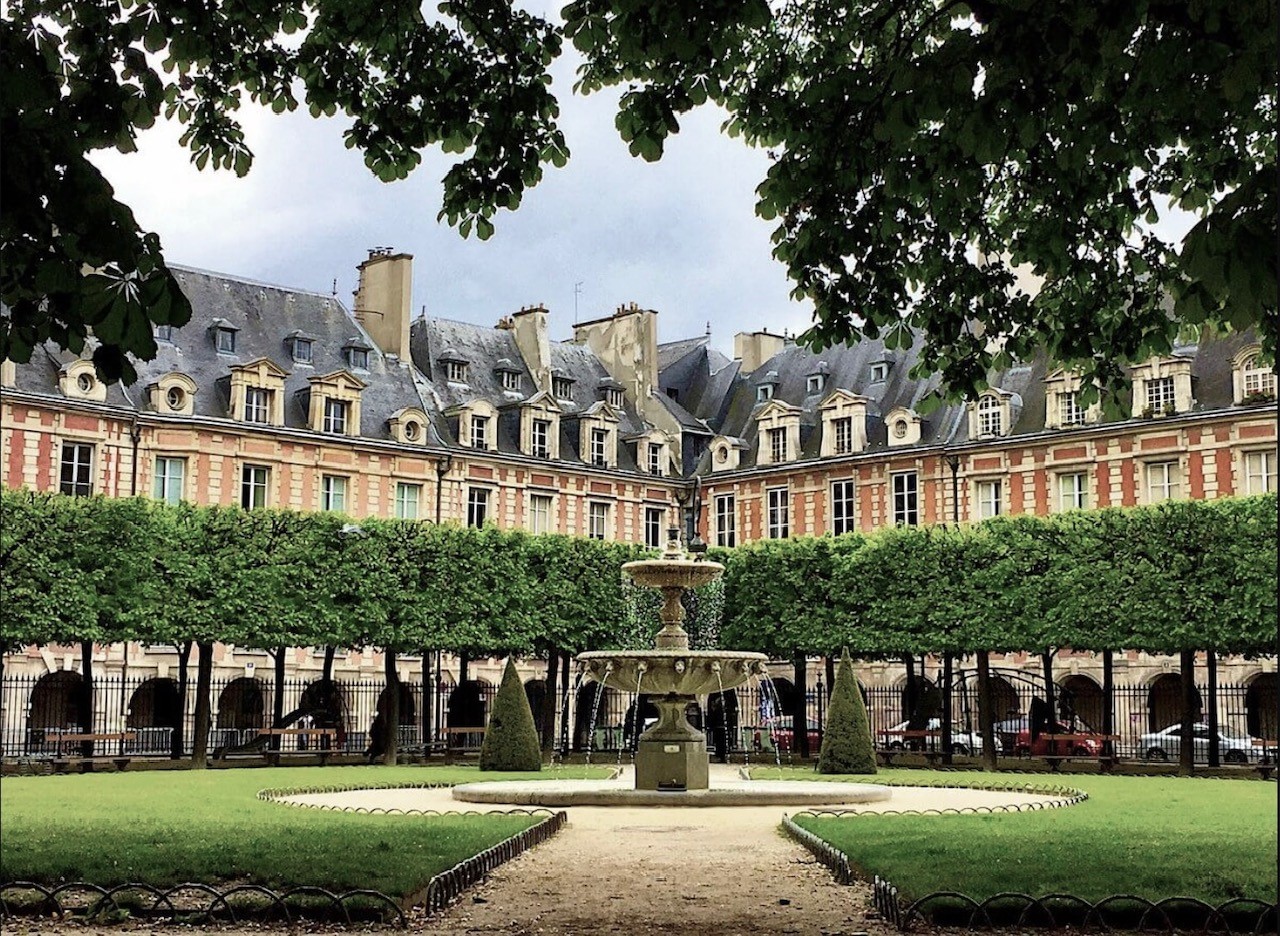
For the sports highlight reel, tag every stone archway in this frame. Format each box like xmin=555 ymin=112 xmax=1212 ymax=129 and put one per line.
xmin=447 ymin=680 xmax=490 ymax=730
xmin=299 ymin=679 xmax=348 ymax=749
xmin=1246 ymin=673 xmax=1277 ymax=741
xmin=573 ymin=681 xmax=614 ymax=751
xmin=376 ymin=681 xmax=418 ymax=747
xmin=215 ymin=677 xmax=265 ymax=749
xmin=524 ymin=679 xmax=548 ymax=738
xmin=706 ymin=690 xmax=739 ymax=761
xmin=127 ymin=677 xmax=182 ymax=753
xmin=27 ymin=671 xmax=83 ymax=751
xmin=1147 ymin=673 xmax=1201 ymax=732
xmin=1058 ymin=674 xmax=1104 ymax=731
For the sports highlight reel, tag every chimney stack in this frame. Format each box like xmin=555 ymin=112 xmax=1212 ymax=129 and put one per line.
xmin=353 ymin=250 xmax=413 ymax=360
xmin=733 ymin=330 xmax=786 ymax=375
xmin=511 ymin=304 xmax=552 ymax=391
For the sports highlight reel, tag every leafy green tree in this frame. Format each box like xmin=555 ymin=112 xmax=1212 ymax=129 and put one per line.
xmin=817 ymin=648 xmax=876 ymax=774
xmin=479 ymin=657 xmax=542 ymax=771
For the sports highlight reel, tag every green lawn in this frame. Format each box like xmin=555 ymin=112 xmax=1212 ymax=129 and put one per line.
xmin=759 ymin=768 xmax=1277 ymax=905
xmin=0 ymin=765 xmax=608 ymax=897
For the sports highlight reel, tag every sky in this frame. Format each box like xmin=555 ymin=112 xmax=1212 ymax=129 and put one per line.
xmin=91 ymin=48 xmax=813 ymax=360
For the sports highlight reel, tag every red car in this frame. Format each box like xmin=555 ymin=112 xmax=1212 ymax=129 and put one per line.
xmin=1013 ymin=721 xmax=1104 ymax=757
xmin=758 ymin=721 xmax=822 ymax=754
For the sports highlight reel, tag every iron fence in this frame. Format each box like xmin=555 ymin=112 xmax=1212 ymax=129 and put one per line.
xmin=0 ymin=662 xmax=1274 ymax=764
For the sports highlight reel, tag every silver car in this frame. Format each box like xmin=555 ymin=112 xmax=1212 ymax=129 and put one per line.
xmin=1139 ymin=723 xmax=1258 ymax=763
xmin=882 ymin=718 xmax=1001 ymax=756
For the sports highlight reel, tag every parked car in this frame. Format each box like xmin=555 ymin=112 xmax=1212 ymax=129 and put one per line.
xmin=1013 ymin=721 xmax=1106 ymax=757
xmin=763 ymin=720 xmax=822 ymax=754
xmin=1139 ymin=723 xmax=1259 ymax=763
xmin=880 ymin=718 xmax=1000 ymax=756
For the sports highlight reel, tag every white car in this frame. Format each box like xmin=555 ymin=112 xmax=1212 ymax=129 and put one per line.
xmin=881 ymin=718 xmax=1001 ymax=756
xmin=1140 ymin=723 xmax=1258 ymax=763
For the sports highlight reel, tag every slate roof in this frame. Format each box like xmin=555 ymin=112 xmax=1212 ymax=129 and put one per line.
xmin=12 ymin=266 xmax=430 ymax=442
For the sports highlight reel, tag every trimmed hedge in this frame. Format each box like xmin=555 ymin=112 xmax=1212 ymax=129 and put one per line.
xmin=479 ymin=659 xmax=543 ymax=771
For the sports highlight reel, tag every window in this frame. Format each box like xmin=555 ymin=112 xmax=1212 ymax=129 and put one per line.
xmin=870 ymin=362 xmax=889 ymax=382
xmin=606 ymin=388 xmax=624 ymax=408
xmin=76 ymin=372 xmax=95 ymax=394
xmin=446 ymin=360 xmax=468 ymax=383
xmin=977 ymin=395 xmax=1002 ymax=436
xmin=153 ymin=456 xmax=186 ymax=505
xmin=1245 ymin=451 xmax=1278 ymax=493
xmin=587 ymin=502 xmax=609 ymax=540
xmin=321 ymin=475 xmax=348 ymax=512
xmin=165 ymin=386 xmax=186 ymax=411
xmin=590 ymin=428 xmax=609 ymax=467
xmin=343 ymin=346 xmax=369 ymax=370
xmin=1059 ymin=390 xmax=1084 ymax=427
xmin=1145 ymin=461 xmax=1182 ymax=503
xmin=767 ymin=488 xmax=789 ymax=539
xmin=531 ymin=419 xmax=551 ymax=458
xmin=529 ymin=494 xmax=553 ymax=534
xmin=215 ymin=327 xmax=236 ymax=353
xmin=1057 ymin=472 xmax=1088 ymax=511
xmin=155 ymin=324 xmax=173 ymax=341
xmin=502 ymin=370 xmax=521 ymax=392
xmin=832 ymin=417 xmax=853 ymax=456
xmin=644 ymin=507 xmax=664 ymax=549
xmin=470 ymin=414 xmax=489 ymax=450
xmin=831 ymin=480 xmax=855 ymax=536
xmin=467 ymin=487 xmax=489 ymax=528
xmin=715 ymin=494 xmax=736 ymax=547
xmin=402 ymin=420 xmax=420 ymax=442
xmin=1146 ymin=376 xmax=1176 ymax=414
xmin=976 ymin=479 xmax=1002 ymax=519
xmin=1242 ymin=355 xmax=1277 ymax=398
xmin=891 ymin=471 xmax=918 ymax=526
xmin=243 ymin=387 xmax=271 ymax=424
xmin=553 ymin=377 xmax=573 ymax=399
xmin=769 ymin=427 xmax=788 ymax=463
xmin=395 ymin=482 xmax=421 ymax=520
xmin=807 ymin=374 xmax=825 ymax=394
xmin=59 ymin=443 xmax=93 ymax=496
xmin=291 ymin=338 xmax=313 ymax=364
xmin=647 ymin=443 xmax=663 ymax=476
xmin=756 ymin=384 xmax=774 ymax=403
xmin=322 ymin=398 xmax=349 ymax=434
xmin=241 ymin=465 xmax=269 ymax=509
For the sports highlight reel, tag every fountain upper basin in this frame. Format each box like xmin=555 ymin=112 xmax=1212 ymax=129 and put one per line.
xmin=621 ymin=558 xmax=725 ymax=591
xmin=577 ymin=650 xmax=769 ymax=696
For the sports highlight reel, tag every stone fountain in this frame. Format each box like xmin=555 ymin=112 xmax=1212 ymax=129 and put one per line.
xmin=452 ymin=527 xmax=892 ymax=807
xmin=577 ymin=530 xmax=766 ymax=792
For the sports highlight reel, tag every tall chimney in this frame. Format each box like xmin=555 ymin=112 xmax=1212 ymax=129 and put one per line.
xmin=511 ymin=304 xmax=552 ymax=391
xmin=353 ymin=251 xmax=413 ymax=360
xmin=734 ymin=330 xmax=786 ymax=375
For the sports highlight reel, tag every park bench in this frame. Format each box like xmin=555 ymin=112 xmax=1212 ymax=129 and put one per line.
xmin=1038 ymin=733 xmax=1121 ymax=772
xmin=877 ymin=729 xmax=944 ymax=766
xmin=256 ymin=727 xmax=338 ymax=765
xmin=46 ymin=731 xmax=136 ymax=773
xmin=441 ymin=727 xmax=486 ymax=762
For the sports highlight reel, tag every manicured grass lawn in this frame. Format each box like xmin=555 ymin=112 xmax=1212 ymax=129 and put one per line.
xmin=0 ymin=765 xmax=608 ymax=897
xmin=759 ymin=768 xmax=1277 ymax=905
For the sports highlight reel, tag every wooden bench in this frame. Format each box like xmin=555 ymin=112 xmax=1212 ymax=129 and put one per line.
xmin=878 ymin=730 xmax=944 ymax=765
xmin=46 ymin=732 xmax=136 ymax=773
xmin=441 ymin=727 xmax=486 ymax=761
xmin=1038 ymin=733 xmax=1121 ymax=772
xmin=256 ymin=728 xmax=338 ymax=765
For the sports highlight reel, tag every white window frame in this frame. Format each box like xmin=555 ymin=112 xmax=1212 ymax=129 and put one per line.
xmin=531 ymin=419 xmax=551 ymax=459
xmin=590 ymin=428 xmax=609 ymax=467
xmin=446 ymin=361 xmax=468 ymax=383
xmin=1059 ymin=390 xmax=1084 ymax=427
xmin=767 ymin=487 xmax=790 ymax=539
xmin=977 ymin=395 xmax=1002 ymax=436
xmin=644 ymin=507 xmax=664 ymax=549
xmin=976 ymin=478 xmax=1003 ymax=519
xmin=59 ymin=442 xmax=94 ymax=497
xmin=1146 ymin=376 xmax=1176 ymax=414
xmin=870 ymin=362 xmax=889 ymax=382
xmin=344 ymin=347 xmax=369 ymax=370
xmin=501 ymin=370 xmax=521 ymax=391
xmin=606 ymin=387 xmax=624 ymax=408
xmin=322 ymin=397 xmax=349 ymax=434
xmin=1056 ymin=471 xmax=1088 ymax=512
xmin=470 ymin=414 xmax=489 ymax=450
xmin=466 ymin=487 xmax=490 ymax=528
xmin=756 ymin=384 xmax=774 ymax=403
xmin=529 ymin=493 xmax=553 ymax=534
xmin=395 ymin=482 xmax=421 ymax=520
xmin=243 ymin=386 xmax=271 ymax=424
xmin=153 ymin=456 xmax=186 ymax=505
xmin=241 ymin=464 xmax=269 ymax=510
xmin=830 ymin=479 xmax=855 ymax=536
xmin=647 ymin=442 xmax=663 ymax=476
xmin=321 ymin=474 xmax=348 ymax=512
xmin=1242 ymin=355 xmax=1277 ymax=398
xmin=891 ymin=471 xmax=919 ymax=526
xmin=1145 ymin=460 xmax=1182 ymax=503
xmin=715 ymin=494 xmax=736 ymax=547
xmin=807 ymin=374 xmax=824 ymax=394
xmin=553 ymin=377 xmax=573 ymax=400
xmin=769 ymin=427 xmax=788 ymax=463
xmin=587 ymin=501 xmax=610 ymax=540
xmin=1244 ymin=451 xmax=1278 ymax=494
xmin=292 ymin=338 xmax=313 ymax=364
xmin=215 ymin=327 xmax=236 ymax=353
xmin=833 ymin=417 xmax=853 ymax=456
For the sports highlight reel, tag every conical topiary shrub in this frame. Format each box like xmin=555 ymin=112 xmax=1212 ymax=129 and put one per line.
xmin=479 ymin=658 xmax=543 ymax=772
xmin=817 ymin=648 xmax=877 ymax=774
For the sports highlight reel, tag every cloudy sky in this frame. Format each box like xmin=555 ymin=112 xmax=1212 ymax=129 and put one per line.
xmin=91 ymin=47 xmax=812 ymax=360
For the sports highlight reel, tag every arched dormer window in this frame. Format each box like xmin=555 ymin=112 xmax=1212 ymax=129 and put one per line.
xmin=1233 ymin=346 xmax=1277 ymax=404
xmin=388 ymin=407 xmax=429 ymax=445
xmin=147 ymin=372 xmax=198 ymax=416
xmin=967 ymin=390 xmax=1016 ymax=439
xmin=885 ymin=406 xmax=922 ymax=447
xmin=58 ymin=359 xmax=107 ymax=403
xmin=709 ymin=435 xmax=746 ymax=472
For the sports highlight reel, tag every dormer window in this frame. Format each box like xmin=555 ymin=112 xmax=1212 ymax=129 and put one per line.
xmin=502 ymin=370 xmax=521 ymax=392
xmin=606 ymin=387 xmax=624 ymax=408
xmin=447 ymin=361 xmax=467 ymax=382
xmin=470 ymin=414 xmax=489 ymax=450
xmin=756 ymin=384 xmax=774 ymax=403
xmin=833 ymin=418 xmax=853 ymax=455
xmin=388 ymin=406 xmax=429 ymax=445
xmin=1241 ymin=353 xmax=1276 ymax=399
xmin=322 ymin=398 xmax=350 ymax=434
xmin=228 ymin=358 xmax=289 ymax=427
xmin=553 ymin=376 xmax=574 ymax=400
xmin=342 ymin=341 xmax=371 ymax=370
xmin=244 ymin=387 xmax=272 ymax=423
xmin=648 ymin=443 xmax=663 ymax=476
xmin=1059 ymin=390 xmax=1084 ymax=427
xmin=1044 ymin=369 xmax=1100 ymax=430
xmin=215 ymin=326 xmax=237 ymax=354
xmin=769 ymin=427 xmax=788 ymax=462
xmin=531 ymin=419 xmax=551 ymax=458
xmin=807 ymin=373 xmax=825 ymax=394
xmin=287 ymin=333 xmax=314 ymax=365
xmin=76 ymin=372 xmax=95 ymax=394
xmin=306 ymin=369 xmax=366 ymax=437
xmin=977 ymin=394 xmax=1002 ymax=436
xmin=165 ymin=386 xmax=186 ymax=411
xmin=590 ymin=428 xmax=609 ymax=466
xmin=1145 ymin=376 xmax=1176 ymax=415
xmin=155 ymin=324 xmax=173 ymax=341
xmin=1131 ymin=355 xmax=1193 ymax=418
xmin=403 ymin=420 xmax=420 ymax=442
xmin=870 ymin=361 xmax=890 ymax=382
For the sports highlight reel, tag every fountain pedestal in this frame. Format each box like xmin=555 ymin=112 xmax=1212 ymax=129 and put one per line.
xmin=635 ymin=694 xmax=708 ymax=791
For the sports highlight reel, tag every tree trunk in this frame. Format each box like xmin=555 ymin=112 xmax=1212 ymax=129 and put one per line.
xmin=271 ymin=646 xmax=285 ymax=751
xmin=80 ymin=641 xmax=95 ymax=758
xmin=173 ymin=641 xmax=191 ymax=759
xmin=1101 ymin=650 xmax=1114 ymax=759
xmin=941 ymin=653 xmax=953 ymax=765
xmin=422 ymin=650 xmax=433 ymax=753
xmin=542 ymin=650 xmax=560 ymax=751
xmin=322 ymin=646 xmax=336 ymax=682
xmin=792 ymin=653 xmax=809 ymax=759
xmin=1179 ymin=649 xmax=1197 ymax=776
xmin=1042 ymin=650 xmax=1056 ymax=722
xmin=383 ymin=649 xmax=400 ymax=766
xmin=824 ymin=656 xmax=836 ymax=699
xmin=977 ymin=651 xmax=997 ymax=770
xmin=559 ymin=653 xmax=572 ymax=755
xmin=903 ymin=654 xmax=920 ymax=725
xmin=1206 ymin=650 xmax=1219 ymax=768
xmin=191 ymin=641 xmax=214 ymax=769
